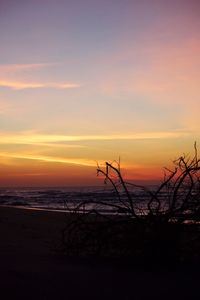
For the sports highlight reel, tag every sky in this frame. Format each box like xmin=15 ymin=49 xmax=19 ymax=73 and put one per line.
xmin=0 ymin=0 xmax=200 ymax=186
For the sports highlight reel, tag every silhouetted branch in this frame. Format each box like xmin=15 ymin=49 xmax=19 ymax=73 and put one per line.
xmin=61 ymin=142 xmax=200 ymax=260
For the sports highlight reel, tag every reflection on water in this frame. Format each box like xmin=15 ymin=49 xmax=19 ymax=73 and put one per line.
xmin=0 ymin=185 xmax=162 ymax=214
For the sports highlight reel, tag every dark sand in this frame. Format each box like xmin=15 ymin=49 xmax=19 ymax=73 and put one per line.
xmin=0 ymin=206 xmax=199 ymax=299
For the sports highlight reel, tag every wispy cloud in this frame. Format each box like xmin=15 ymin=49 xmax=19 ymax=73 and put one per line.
xmin=0 ymin=152 xmax=98 ymax=167
xmin=0 ymin=63 xmax=49 ymax=73
xmin=0 ymin=80 xmax=44 ymax=90
xmin=0 ymin=131 xmax=189 ymax=145
xmin=0 ymin=151 xmax=146 ymax=170
xmin=0 ymin=63 xmax=81 ymax=90
xmin=0 ymin=80 xmax=80 ymax=90
xmin=100 ymin=37 xmax=200 ymax=104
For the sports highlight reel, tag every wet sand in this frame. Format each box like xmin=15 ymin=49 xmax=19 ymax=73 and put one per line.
xmin=0 ymin=206 xmax=199 ymax=299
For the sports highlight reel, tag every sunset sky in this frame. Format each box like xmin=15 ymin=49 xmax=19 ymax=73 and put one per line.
xmin=0 ymin=0 xmax=200 ymax=186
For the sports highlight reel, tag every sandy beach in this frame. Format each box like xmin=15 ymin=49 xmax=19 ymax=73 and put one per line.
xmin=0 ymin=205 xmax=200 ymax=299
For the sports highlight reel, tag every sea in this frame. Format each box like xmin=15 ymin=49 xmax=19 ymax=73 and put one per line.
xmin=0 ymin=185 xmax=154 ymax=214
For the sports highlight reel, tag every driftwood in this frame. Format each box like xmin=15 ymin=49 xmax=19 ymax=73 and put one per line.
xmin=61 ymin=144 xmax=200 ymax=262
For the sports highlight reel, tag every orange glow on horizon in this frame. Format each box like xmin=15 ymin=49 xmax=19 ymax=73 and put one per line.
xmin=0 ymin=130 xmax=197 ymax=186
xmin=1 ymin=1 xmax=199 ymax=186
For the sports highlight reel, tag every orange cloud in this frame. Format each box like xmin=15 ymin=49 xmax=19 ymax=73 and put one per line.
xmin=0 ymin=152 xmax=98 ymax=167
xmin=0 ymin=131 xmax=189 ymax=145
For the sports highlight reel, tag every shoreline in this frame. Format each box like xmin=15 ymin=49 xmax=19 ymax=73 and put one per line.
xmin=0 ymin=203 xmax=68 ymax=213
xmin=1 ymin=204 xmax=200 ymax=225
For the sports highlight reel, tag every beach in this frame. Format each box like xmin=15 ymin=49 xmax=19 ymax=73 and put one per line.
xmin=0 ymin=206 xmax=200 ymax=299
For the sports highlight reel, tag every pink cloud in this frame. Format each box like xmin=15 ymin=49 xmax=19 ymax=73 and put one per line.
xmin=100 ymin=38 xmax=200 ymax=103
xmin=0 ymin=63 xmax=50 ymax=75
xmin=0 ymin=80 xmax=80 ymax=90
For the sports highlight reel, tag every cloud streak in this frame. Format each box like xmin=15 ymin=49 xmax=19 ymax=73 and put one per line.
xmin=0 ymin=152 xmax=98 ymax=167
xmin=0 ymin=80 xmax=81 ymax=90
xmin=0 ymin=63 xmax=49 ymax=73
xmin=0 ymin=131 xmax=189 ymax=145
xmin=0 ymin=63 xmax=81 ymax=90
